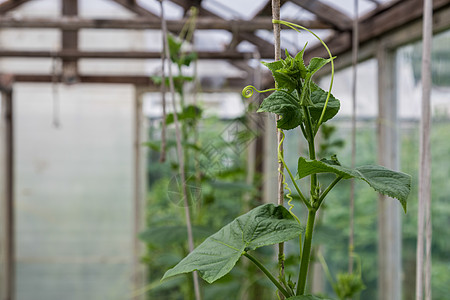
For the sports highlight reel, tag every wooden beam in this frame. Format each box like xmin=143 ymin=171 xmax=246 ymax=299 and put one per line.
xmin=110 ymin=0 xmax=159 ymax=19
xmin=0 ymin=49 xmax=275 ymax=59
xmin=10 ymin=74 xmax=250 ymax=90
xmin=168 ymin=0 xmax=276 ymax=51
xmin=0 ymin=16 xmax=332 ymax=30
xmin=0 ymin=74 xmax=15 ymax=300
xmin=377 ymin=43 xmax=402 ymax=300
xmin=289 ymin=0 xmax=352 ymax=31
xmin=314 ymin=1 xmax=450 ymax=75
xmin=305 ymin=0 xmax=450 ymax=63
xmin=132 ymin=86 xmax=146 ymax=300
xmin=0 ymin=0 xmax=31 ymax=14
xmin=253 ymin=0 xmax=287 ymax=17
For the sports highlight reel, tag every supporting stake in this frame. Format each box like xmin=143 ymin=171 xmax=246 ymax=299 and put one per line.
xmin=271 ymin=1 xmax=285 ymax=297
xmin=349 ymin=0 xmax=359 ymax=274
xmin=416 ymin=0 xmax=433 ymax=299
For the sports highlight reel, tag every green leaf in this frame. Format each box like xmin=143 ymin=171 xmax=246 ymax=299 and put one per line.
xmin=334 ymin=272 xmax=366 ymax=299
xmin=262 ymin=60 xmax=284 ymax=73
xmin=309 ymin=84 xmax=340 ymax=124
xmin=166 ymin=104 xmax=202 ymax=125
xmin=294 ymin=44 xmax=308 ymax=78
xmin=162 ymin=204 xmax=304 ymax=283
xmin=178 ymin=52 xmax=197 ymax=67
xmin=300 ymin=74 xmax=313 ymax=106
xmin=296 ymin=157 xmax=411 ymax=212
xmin=168 ymin=34 xmax=182 ymax=63
xmin=307 ymin=57 xmax=334 ymax=77
xmin=273 ymin=71 xmax=297 ymax=92
xmin=258 ymin=91 xmax=303 ymax=130
xmin=286 ymin=295 xmax=334 ymax=300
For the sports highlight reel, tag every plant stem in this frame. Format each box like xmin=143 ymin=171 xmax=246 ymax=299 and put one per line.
xmin=244 ymin=253 xmax=291 ymax=298
xmin=301 ymin=106 xmax=318 ymax=199
xmin=316 ymin=176 xmax=342 ymax=208
xmin=296 ymin=209 xmax=317 ymax=295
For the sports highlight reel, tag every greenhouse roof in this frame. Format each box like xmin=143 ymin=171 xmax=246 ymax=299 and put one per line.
xmin=0 ymin=0 xmax=449 ymax=90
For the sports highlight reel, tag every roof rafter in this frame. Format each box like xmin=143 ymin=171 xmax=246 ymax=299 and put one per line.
xmin=0 ymin=0 xmax=32 ymax=14
xmin=305 ymin=0 xmax=450 ymax=63
xmin=253 ymin=0 xmax=288 ymax=17
xmin=109 ymin=0 xmax=159 ymax=19
xmin=168 ymin=0 xmax=275 ymax=53
xmin=0 ymin=49 xmax=275 ymax=59
xmin=289 ymin=0 xmax=352 ymax=31
xmin=0 ymin=16 xmax=331 ymax=30
xmin=10 ymin=74 xmax=248 ymax=90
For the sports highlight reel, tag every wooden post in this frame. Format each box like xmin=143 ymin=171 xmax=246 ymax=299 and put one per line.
xmin=61 ymin=0 xmax=78 ymax=83
xmin=376 ymin=44 xmax=402 ymax=300
xmin=132 ymin=86 xmax=146 ymax=299
xmin=0 ymin=75 xmax=15 ymax=300
xmin=417 ymin=0 xmax=433 ymax=299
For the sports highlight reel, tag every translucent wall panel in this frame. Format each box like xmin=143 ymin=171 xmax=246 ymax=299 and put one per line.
xmin=14 ymin=84 xmax=134 ymax=300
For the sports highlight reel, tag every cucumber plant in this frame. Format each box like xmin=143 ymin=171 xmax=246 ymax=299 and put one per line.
xmin=161 ymin=21 xmax=411 ymax=299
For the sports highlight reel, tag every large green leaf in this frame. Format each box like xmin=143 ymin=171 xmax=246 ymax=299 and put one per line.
xmin=162 ymin=204 xmax=304 ymax=283
xmin=309 ymin=84 xmax=340 ymax=124
xmin=296 ymin=157 xmax=411 ymax=212
xmin=286 ymin=295 xmax=334 ymax=300
xmin=258 ymin=91 xmax=303 ymax=130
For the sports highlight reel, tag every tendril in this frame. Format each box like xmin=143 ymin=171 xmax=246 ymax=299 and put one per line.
xmin=242 ymin=85 xmax=277 ymax=98
xmin=277 ymin=131 xmax=301 ymax=224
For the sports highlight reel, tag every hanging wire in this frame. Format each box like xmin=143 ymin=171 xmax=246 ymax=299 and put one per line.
xmin=159 ymin=1 xmax=202 ymax=299
xmin=51 ymin=52 xmax=61 ymax=128
xmin=349 ymin=0 xmax=359 ymax=274
xmin=159 ymin=27 xmax=167 ymax=162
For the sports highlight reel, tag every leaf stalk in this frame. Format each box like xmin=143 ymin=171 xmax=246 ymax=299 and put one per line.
xmin=244 ymin=253 xmax=292 ymax=298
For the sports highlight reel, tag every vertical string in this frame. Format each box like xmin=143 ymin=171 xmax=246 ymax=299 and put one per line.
xmin=417 ymin=0 xmax=433 ymax=299
xmin=159 ymin=1 xmax=202 ymax=300
xmin=349 ymin=0 xmax=359 ymax=274
xmin=52 ymin=53 xmax=60 ymax=128
xmin=159 ymin=24 xmax=167 ymax=163
xmin=271 ymin=0 xmax=285 ymax=297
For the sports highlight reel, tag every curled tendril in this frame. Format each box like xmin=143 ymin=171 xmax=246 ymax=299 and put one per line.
xmin=277 ymin=131 xmax=301 ymax=224
xmin=242 ymin=85 xmax=277 ymax=98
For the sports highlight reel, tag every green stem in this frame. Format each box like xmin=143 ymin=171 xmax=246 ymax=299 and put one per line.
xmin=296 ymin=209 xmax=317 ymax=295
xmin=316 ymin=176 xmax=342 ymax=208
xmin=302 ymin=106 xmax=318 ymax=205
xmin=244 ymin=253 xmax=291 ymax=298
